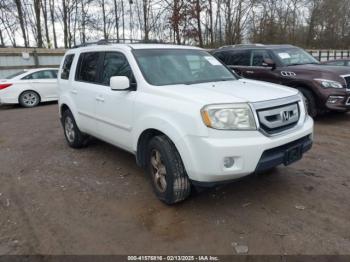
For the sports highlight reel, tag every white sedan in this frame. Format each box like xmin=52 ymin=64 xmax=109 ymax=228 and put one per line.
xmin=0 ymin=68 xmax=59 ymax=108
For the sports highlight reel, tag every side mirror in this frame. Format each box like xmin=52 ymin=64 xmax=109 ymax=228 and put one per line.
xmin=262 ymin=58 xmax=276 ymax=69
xmin=110 ymin=76 xmax=130 ymax=91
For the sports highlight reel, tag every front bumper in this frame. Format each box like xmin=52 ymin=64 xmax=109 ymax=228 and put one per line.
xmin=319 ymin=88 xmax=350 ymax=111
xmin=180 ymin=116 xmax=314 ymax=183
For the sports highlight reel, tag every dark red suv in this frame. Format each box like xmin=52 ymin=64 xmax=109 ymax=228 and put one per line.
xmin=213 ymin=44 xmax=350 ymax=117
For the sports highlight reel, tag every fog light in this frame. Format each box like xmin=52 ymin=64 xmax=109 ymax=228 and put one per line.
xmin=327 ymin=96 xmax=345 ymax=104
xmin=224 ymin=157 xmax=235 ymax=168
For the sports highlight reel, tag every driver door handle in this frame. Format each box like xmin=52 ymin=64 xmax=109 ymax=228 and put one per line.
xmin=245 ymin=71 xmax=255 ymax=74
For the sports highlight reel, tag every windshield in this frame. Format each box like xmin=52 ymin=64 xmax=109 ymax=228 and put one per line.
xmin=4 ymin=71 xmax=25 ymax=79
xmin=273 ymin=48 xmax=319 ymax=66
xmin=133 ymin=49 xmax=237 ymax=86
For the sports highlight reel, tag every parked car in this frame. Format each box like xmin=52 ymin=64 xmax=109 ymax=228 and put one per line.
xmin=0 ymin=68 xmax=59 ymax=108
xmin=212 ymin=44 xmax=350 ymax=117
xmin=322 ymin=59 xmax=350 ymax=67
xmin=58 ymin=42 xmax=313 ymax=204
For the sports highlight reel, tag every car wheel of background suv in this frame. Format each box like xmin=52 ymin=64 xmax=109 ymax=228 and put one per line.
xmin=298 ymin=88 xmax=318 ymax=118
xmin=62 ymin=109 xmax=90 ymax=148
xmin=146 ymin=135 xmax=191 ymax=204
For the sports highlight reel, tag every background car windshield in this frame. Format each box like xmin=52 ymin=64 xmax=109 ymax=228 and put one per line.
xmin=133 ymin=49 xmax=237 ymax=86
xmin=273 ymin=48 xmax=319 ymax=66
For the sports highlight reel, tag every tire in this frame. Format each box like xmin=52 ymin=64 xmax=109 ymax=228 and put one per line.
xmin=19 ymin=91 xmax=40 ymax=108
xmin=62 ymin=109 xmax=89 ymax=149
xmin=146 ymin=135 xmax=191 ymax=204
xmin=298 ymin=88 xmax=318 ymax=118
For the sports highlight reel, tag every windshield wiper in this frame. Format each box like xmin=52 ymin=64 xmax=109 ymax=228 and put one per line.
xmin=184 ymin=78 xmax=234 ymax=85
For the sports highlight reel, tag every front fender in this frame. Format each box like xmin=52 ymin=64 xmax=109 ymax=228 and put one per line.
xmin=132 ymin=114 xmax=200 ymax=177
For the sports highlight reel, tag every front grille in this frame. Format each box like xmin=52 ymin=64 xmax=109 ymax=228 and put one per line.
xmin=256 ymin=103 xmax=300 ymax=135
xmin=344 ymin=76 xmax=350 ymax=89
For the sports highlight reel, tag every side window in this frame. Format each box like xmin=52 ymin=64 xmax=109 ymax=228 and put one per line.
xmin=61 ymin=54 xmax=75 ymax=80
xmin=76 ymin=52 xmax=100 ymax=83
xmin=251 ymin=50 xmax=273 ymax=66
xmin=22 ymin=70 xmax=56 ymax=80
xmin=327 ymin=61 xmax=346 ymax=66
xmin=51 ymin=70 xmax=58 ymax=78
xmin=222 ymin=50 xmax=251 ymax=66
xmin=101 ymin=52 xmax=134 ymax=85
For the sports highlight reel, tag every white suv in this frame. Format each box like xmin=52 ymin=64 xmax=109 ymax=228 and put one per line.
xmin=58 ymin=43 xmax=314 ymax=204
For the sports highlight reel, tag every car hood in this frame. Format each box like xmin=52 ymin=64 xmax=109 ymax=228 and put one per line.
xmin=150 ymin=79 xmax=298 ymax=105
xmin=289 ymin=64 xmax=350 ymax=75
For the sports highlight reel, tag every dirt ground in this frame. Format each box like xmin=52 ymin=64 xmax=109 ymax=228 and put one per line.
xmin=0 ymin=103 xmax=350 ymax=255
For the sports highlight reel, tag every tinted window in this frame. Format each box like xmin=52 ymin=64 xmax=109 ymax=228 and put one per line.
xmin=101 ymin=52 xmax=133 ymax=85
xmin=76 ymin=52 xmax=100 ymax=83
xmin=23 ymin=70 xmax=57 ymax=80
xmin=61 ymin=54 xmax=74 ymax=80
xmin=218 ymin=50 xmax=251 ymax=66
xmin=251 ymin=50 xmax=272 ymax=66
xmin=326 ymin=60 xmax=346 ymax=66
xmin=51 ymin=70 xmax=58 ymax=78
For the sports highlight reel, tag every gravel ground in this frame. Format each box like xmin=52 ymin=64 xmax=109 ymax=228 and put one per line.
xmin=0 ymin=103 xmax=350 ymax=255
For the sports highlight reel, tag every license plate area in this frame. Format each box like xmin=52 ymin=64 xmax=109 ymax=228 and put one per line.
xmin=284 ymin=145 xmax=303 ymax=166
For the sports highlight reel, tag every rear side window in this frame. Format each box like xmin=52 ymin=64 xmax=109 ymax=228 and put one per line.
xmin=101 ymin=52 xmax=133 ymax=85
xmin=217 ymin=50 xmax=251 ymax=66
xmin=251 ymin=50 xmax=273 ymax=66
xmin=76 ymin=52 xmax=100 ymax=83
xmin=23 ymin=70 xmax=57 ymax=80
xmin=61 ymin=54 xmax=75 ymax=80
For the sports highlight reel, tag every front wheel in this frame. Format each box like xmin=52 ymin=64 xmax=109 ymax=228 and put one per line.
xmin=298 ymin=88 xmax=318 ymax=118
xmin=147 ymin=135 xmax=191 ymax=204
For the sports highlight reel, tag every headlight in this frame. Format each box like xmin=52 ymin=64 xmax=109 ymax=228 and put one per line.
xmin=314 ymin=79 xmax=344 ymax=89
xmin=201 ymin=103 xmax=256 ymax=130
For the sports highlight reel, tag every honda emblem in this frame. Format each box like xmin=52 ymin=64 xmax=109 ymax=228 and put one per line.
xmin=281 ymin=111 xmax=290 ymax=122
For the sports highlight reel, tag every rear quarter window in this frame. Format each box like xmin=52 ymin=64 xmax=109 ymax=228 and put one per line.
xmin=61 ymin=54 xmax=75 ymax=80
xmin=216 ymin=50 xmax=251 ymax=66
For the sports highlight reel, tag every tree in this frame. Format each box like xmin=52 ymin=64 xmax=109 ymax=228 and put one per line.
xmin=34 ymin=0 xmax=43 ymax=47
xmin=14 ymin=0 xmax=28 ymax=47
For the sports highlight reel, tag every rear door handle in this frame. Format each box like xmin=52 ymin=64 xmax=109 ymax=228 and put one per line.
xmin=70 ymin=90 xmax=78 ymax=95
xmin=245 ymin=71 xmax=255 ymax=74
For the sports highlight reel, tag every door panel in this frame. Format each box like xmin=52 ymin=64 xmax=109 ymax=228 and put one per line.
xmin=29 ymin=79 xmax=57 ymax=99
xmin=95 ymin=86 xmax=136 ymax=151
xmin=94 ymin=51 xmax=136 ymax=151
xmin=72 ymin=52 xmax=103 ymax=135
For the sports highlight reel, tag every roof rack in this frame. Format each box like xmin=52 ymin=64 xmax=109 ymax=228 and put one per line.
xmin=219 ymin=44 xmax=265 ymax=49
xmin=72 ymin=38 xmax=169 ymax=48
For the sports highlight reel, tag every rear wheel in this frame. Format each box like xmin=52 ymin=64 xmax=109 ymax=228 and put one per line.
xmin=62 ymin=110 xmax=89 ymax=148
xmin=298 ymin=88 xmax=318 ymax=118
xmin=19 ymin=91 xmax=40 ymax=108
xmin=146 ymin=135 xmax=191 ymax=204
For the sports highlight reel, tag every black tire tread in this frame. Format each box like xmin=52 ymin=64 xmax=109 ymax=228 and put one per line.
xmin=62 ymin=110 xmax=89 ymax=149
xmin=147 ymin=135 xmax=191 ymax=204
xmin=298 ymin=87 xmax=318 ymax=117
